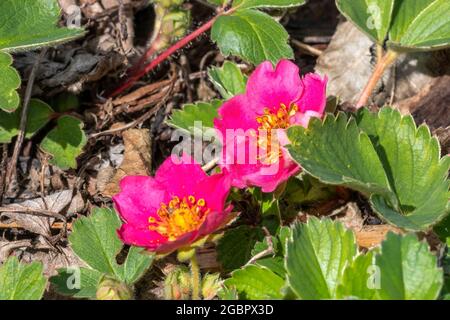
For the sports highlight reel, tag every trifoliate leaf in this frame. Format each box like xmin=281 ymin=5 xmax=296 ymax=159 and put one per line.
xmin=0 ymin=256 xmax=47 ymax=300
xmin=167 ymin=100 xmax=222 ymax=137
xmin=207 ymin=61 xmax=247 ymax=99
xmin=356 ymin=107 xmax=450 ymax=231
xmin=0 ymin=99 xmax=54 ymax=143
xmin=376 ymin=232 xmax=443 ymax=300
xmin=69 ymin=207 xmax=123 ymax=277
xmin=287 ymin=107 xmax=450 ymax=231
xmin=0 ymin=51 xmax=20 ymax=112
xmin=67 ymin=207 xmax=153 ymax=289
xmin=211 ymin=9 xmax=294 ymax=65
xmin=224 ymin=265 xmax=284 ymax=299
xmin=40 ymin=115 xmax=87 ymax=169
xmin=285 ymin=217 xmax=357 ymax=299
xmin=0 ymin=0 xmax=85 ymax=52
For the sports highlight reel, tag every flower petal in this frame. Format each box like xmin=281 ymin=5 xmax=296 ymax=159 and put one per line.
xmin=118 ymin=224 xmax=167 ymax=249
xmin=155 ymin=154 xmax=207 ymax=199
xmin=152 ymin=231 xmax=198 ymax=254
xmin=192 ymin=171 xmax=232 ymax=213
xmin=246 ymin=60 xmax=303 ymax=112
xmin=197 ymin=205 xmax=234 ymax=239
xmin=296 ymin=73 xmax=328 ymax=114
xmin=113 ymin=176 xmax=165 ymax=226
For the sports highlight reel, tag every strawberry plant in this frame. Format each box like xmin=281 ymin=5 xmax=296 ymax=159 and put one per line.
xmin=0 ymin=0 xmax=449 ymax=303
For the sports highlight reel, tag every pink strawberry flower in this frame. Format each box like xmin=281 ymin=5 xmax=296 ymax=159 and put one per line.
xmin=214 ymin=59 xmax=327 ymax=193
xmin=113 ymin=155 xmax=233 ymax=253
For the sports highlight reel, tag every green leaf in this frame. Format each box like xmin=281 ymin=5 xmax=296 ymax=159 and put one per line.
xmin=287 ymin=112 xmax=391 ymax=198
xmin=336 ymin=251 xmax=377 ymax=300
xmin=0 ymin=0 xmax=85 ymax=52
xmin=207 ymin=61 xmax=247 ymax=99
xmin=0 ymin=51 xmax=20 ymax=112
xmin=0 ymin=256 xmax=47 ymax=300
xmin=336 ymin=0 xmax=395 ymax=44
xmin=376 ymin=232 xmax=443 ymax=300
xmin=287 ymin=107 xmax=450 ymax=231
xmin=40 ymin=115 xmax=87 ymax=169
xmin=167 ymin=100 xmax=222 ymax=137
xmin=285 ymin=218 xmax=357 ymax=299
xmin=224 ymin=265 xmax=284 ymax=299
xmin=0 ymin=99 xmax=54 ymax=143
xmin=217 ymin=225 xmax=264 ymax=273
xmin=211 ymin=9 xmax=294 ymax=65
xmin=122 ymin=247 xmax=154 ymax=285
xmin=356 ymin=107 xmax=450 ymax=231
xmin=50 ymin=267 xmax=103 ymax=299
xmin=234 ymin=0 xmax=305 ymax=10
xmin=69 ymin=207 xmax=123 ymax=277
xmin=388 ymin=0 xmax=450 ymax=51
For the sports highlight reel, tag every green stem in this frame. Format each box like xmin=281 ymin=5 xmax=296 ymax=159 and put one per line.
xmin=190 ymin=253 xmax=201 ymax=300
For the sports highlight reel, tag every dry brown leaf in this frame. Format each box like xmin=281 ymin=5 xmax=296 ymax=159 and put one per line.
xmin=0 ymin=190 xmax=75 ymax=237
xmin=102 ymin=128 xmax=152 ymax=197
xmin=354 ymin=225 xmax=403 ymax=249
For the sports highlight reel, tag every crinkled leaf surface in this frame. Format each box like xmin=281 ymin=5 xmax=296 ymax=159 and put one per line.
xmin=0 ymin=99 xmax=54 ymax=143
xmin=287 ymin=107 xmax=449 ymax=231
xmin=68 ymin=207 xmax=153 ymax=284
xmin=211 ymin=9 xmax=293 ymax=65
xmin=40 ymin=115 xmax=87 ymax=170
xmin=0 ymin=256 xmax=47 ymax=300
xmin=50 ymin=267 xmax=103 ymax=299
xmin=0 ymin=0 xmax=85 ymax=52
xmin=224 ymin=265 xmax=284 ymax=299
xmin=376 ymin=233 xmax=443 ymax=300
xmin=285 ymin=218 xmax=357 ymax=299
xmin=356 ymin=107 xmax=450 ymax=231
xmin=0 ymin=52 xmax=20 ymax=112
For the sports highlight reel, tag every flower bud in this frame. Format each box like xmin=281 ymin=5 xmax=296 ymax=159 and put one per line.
xmin=164 ymin=265 xmax=192 ymax=300
xmin=96 ymin=276 xmax=133 ymax=300
xmin=201 ymin=273 xmax=221 ymax=300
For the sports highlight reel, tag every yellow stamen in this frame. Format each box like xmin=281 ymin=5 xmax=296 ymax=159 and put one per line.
xmin=149 ymin=195 xmax=210 ymax=241
xmin=255 ymin=103 xmax=299 ymax=164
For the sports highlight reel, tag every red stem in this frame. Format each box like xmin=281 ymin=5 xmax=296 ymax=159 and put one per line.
xmin=110 ymin=15 xmax=219 ymax=97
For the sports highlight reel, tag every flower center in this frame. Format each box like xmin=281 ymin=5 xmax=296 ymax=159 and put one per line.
xmin=254 ymin=103 xmax=298 ymax=164
xmin=149 ymin=195 xmax=210 ymax=241
xmin=256 ymin=103 xmax=298 ymax=130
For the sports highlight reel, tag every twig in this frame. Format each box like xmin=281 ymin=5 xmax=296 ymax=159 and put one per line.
xmin=0 ymin=221 xmax=72 ymax=230
xmin=291 ymin=39 xmax=323 ymax=57
xmin=6 ymin=49 xmax=47 ymax=189
xmin=0 ymin=205 xmax=65 ymax=221
xmin=110 ymin=4 xmax=237 ymax=97
xmin=201 ymin=157 xmax=219 ymax=172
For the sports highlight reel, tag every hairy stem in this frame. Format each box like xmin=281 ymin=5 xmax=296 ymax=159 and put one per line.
xmin=190 ymin=253 xmax=201 ymax=300
xmin=111 ymin=11 xmax=224 ymax=97
xmin=356 ymin=49 xmax=399 ymax=109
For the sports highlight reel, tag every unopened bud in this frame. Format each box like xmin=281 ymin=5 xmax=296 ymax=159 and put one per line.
xmin=164 ymin=265 xmax=192 ymax=300
xmin=96 ymin=277 xmax=133 ymax=300
xmin=201 ymin=273 xmax=221 ymax=300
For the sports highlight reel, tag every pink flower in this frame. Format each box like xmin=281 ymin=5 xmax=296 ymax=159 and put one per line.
xmin=113 ymin=155 xmax=233 ymax=253
xmin=214 ymin=59 xmax=327 ymax=193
